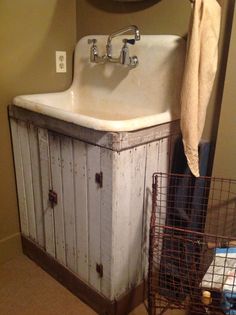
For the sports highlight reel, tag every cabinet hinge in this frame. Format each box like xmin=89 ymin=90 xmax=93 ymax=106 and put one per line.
xmin=49 ymin=189 xmax=57 ymax=208
xmin=96 ymin=263 xmax=103 ymax=278
xmin=95 ymin=172 xmax=103 ymax=188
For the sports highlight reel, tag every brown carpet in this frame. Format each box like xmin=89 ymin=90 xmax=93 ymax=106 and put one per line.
xmin=0 ymin=255 xmax=150 ymax=315
xmin=0 ymin=255 xmax=97 ymax=315
xmin=0 ymin=255 xmax=187 ymax=315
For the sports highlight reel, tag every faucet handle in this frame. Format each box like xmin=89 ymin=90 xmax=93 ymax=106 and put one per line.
xmin=88 ymin=38 xmax=97 ymax=45
xmin=123 ymin=38 xmax=135 ymax=45
xmin=127 ymin=39 xmax=136 ymax=45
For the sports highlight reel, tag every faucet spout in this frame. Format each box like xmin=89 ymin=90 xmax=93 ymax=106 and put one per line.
xmin=106 ymin=25 xmax=140 ymax=59
xmin=88 ymin=25 xmax=140 ymax=68
xmin=107 ymin=25 xmax=140 ymax=46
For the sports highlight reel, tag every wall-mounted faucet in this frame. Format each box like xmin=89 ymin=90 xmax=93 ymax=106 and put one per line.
xmin=88 ymin=38 xmax=106 ymax=64
xmin=88 ymin=25 xmax=140 ymax=68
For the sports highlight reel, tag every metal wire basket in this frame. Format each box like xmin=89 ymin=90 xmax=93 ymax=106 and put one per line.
xmin=148 ymin=172 xmax=236 ymax=315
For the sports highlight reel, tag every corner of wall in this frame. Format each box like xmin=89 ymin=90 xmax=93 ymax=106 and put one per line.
xmin=0 ymin=233 xmax=22 ymax=265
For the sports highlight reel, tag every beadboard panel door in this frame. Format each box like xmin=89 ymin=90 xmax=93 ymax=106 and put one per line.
xmin=38 ymin=128 xmax=55 ymax=257
xmin=11 ymin=119 xmax=30 ymax=238
xmin=10 ymin=117 xmax=177 ymax=300
xmin=73 ymin=140 xmax=89 ymax=281
xmin=10 ymin=120 xmax=112 ymax=295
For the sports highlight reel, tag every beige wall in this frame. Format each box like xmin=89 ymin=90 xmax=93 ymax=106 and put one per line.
xmin=76 ymin=0 xmax=191 ymax=38
xmin=76 ymin=0 xmax=232 ymax=141
xmin=212 ymin=7 xmax=236 ymax=179
xmin=205 ymin=0 xmax=235 ymax=142
xmin=0 ymin=0 xmax=76 ymax=264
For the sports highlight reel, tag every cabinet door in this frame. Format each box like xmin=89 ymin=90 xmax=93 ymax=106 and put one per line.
xmin=48 ymin=133 xmax=114 ymax=296
xmin=11 ymin=120 xmax=114 ymax=297
xmin=38 ymin=128 xmax=55 ymax=256
xmin=47 ymin=132 xmax=91 ymax=280
xmin=10 ymin=119 xmax=52 ymax=251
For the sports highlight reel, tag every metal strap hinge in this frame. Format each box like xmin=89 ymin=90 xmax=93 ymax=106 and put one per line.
xmin=96 ymin=263 xmax=103 ymax=278
xmin=95 ymin=172 xmax=103 ymax=188
xmin=49 ymin=189 xmax=57 ymax=208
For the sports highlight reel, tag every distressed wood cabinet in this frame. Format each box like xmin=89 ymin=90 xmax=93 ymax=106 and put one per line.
xmin=9 ymin=105 xmax=180 ymax=314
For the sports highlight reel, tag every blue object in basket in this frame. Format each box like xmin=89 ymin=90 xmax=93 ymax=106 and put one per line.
xmin=216 ymin=247 xmax=236 ymax=254
xmin=222 ymin=291 xmax=236 ymax=315
xmin=218 ymin=247 xmax=236 ymax=314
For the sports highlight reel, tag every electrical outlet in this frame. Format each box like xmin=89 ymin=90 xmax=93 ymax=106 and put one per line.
xmin=56 ymin=51 xmax=67 ymax=73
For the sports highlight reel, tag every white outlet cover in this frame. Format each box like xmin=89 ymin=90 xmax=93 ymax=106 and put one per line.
xmin=56 ymin=51 xmax=67 ymax=73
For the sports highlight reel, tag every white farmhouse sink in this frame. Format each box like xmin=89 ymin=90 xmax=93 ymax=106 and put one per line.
xmin=13 ymin=35 xmax=186 ymax=132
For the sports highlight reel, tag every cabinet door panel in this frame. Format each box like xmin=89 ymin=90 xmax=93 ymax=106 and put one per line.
xmin=10 ymin=119 xmax=29 ymax=237
xmin=18 ymin=121 xmax=36 ymax=241
xmin=87 ymin=144 xmax=101 ymax=291
xmin=49 ymin=133 xmax=66 ymax=265
xmin=73 ymin=140 xmax=89 ymax=281
xmin=128 ymin=145 xmax=146 ymax=287
xmin=100 ymin=148 xmax=113 ymax=298
xmin=142 ymin=141 xmax=159 ymax=277
xmin=28 ymin=124 xmax=44 ymax=248
xmin=61 ymin=136 xmax=77 ymax=272
xmin=38 ymin=128 xmax=55 ymax=257
xmin=111 ymin=149 xmax=131 ymax=298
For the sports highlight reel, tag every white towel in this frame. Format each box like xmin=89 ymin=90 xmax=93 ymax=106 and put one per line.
xmin=180 ymin=0 xmax=221 ymax=177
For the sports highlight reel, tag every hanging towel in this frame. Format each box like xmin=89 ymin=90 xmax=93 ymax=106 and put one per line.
xmin=180 ymin=0 xmax=221 ymax=177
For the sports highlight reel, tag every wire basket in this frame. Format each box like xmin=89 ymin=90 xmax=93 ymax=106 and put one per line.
xmin=148 ymin=172 xmax=236 ymax=315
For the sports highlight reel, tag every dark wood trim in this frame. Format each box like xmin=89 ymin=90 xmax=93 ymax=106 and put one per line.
xmin=21 ymin=236 xmax=146 ymax=315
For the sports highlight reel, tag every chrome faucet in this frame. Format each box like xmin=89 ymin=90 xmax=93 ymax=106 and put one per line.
xmin=106 ymin=25 xmax=140 ymax=58
xmin=88 ymin=38 xmax=106 ymax=64
xmin=88 ymin=25 xmax=140 ymax=68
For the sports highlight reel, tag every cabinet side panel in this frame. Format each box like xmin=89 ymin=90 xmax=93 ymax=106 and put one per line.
xmin=100 ymin=148 xmax=113 ymax=298
xmin=38 ymin=128 xmax=55 ymax=257
xmin=87 ymin=144 xmax=101 ymax=291
xmin=111 ymin=150 xmax=131 ymax=298
xmin=10 ymin=118 xmax=29 ymax=236
xmin=28 ymin=124 xmax=45 ymax=248
xmin=61 ymin=136 xmax=77 ymax=272
xmin=142 ymin=141 xmax=160 ymax=277
xmin=158 ymin=138 xmax=169 ymax=226
xmin=18 ymin=121 xmax=37 ymax=241
xmin=155 ymin=138 xmax=170 ymax=266
xmin=128 ymin=145 xmax=147 ymax=287
xmin=49 ymin=133 xmax=66 ymax=264
xmin=73 ymin=140 xmax=89 ymax=281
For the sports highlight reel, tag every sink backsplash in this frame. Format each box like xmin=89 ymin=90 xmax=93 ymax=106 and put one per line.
xmin=73 ymin=35 xmax=186 ymax=118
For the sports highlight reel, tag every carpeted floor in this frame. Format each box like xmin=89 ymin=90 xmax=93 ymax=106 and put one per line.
xmin=0 ymin=255 xmax=149 ymax=315
xmin=0 ymin=255 xmax=187 ymax=315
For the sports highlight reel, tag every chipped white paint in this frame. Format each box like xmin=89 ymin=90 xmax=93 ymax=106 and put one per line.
xmin=18 ymin=121 xmax=37 ymax=241
xmin=10 ymin=119 xmax=29 ymax=237
xmin=73 ymin=140 xmax=89 ymax=281
xmin=61 ymin=136 xmax=77 ymax=272
xmin=28 ymin=124 xmax=44 ymax=247
xmin=10 ymin=118 xmax=176 ymax=300
xmin=142 ymin=141 xmax=160 ymax=277
xmin=49 ymin=133 xmax=66 ymax=265
xmin=128 ymin=145 xmax=147 ymax=287
xmin=111 ymin=150 xmax=131 ymax=298
xmin=38 ymin=128 xmax=55 ymax=256
xmin=87 ymin=144 xmax=101 ymax=291
xmin=100 ymin=148 xmax=114 ymax=297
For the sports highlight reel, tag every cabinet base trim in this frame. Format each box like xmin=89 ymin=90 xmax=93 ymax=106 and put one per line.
xmin=21 ymin=236 xmax=146 ymax=315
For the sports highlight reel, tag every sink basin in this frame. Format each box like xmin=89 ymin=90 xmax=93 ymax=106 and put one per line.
xmin=13 ymin=35 xmax=186 ymax=132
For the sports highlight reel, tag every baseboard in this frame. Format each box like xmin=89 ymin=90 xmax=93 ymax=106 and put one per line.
xmin=21 ymin=235 xmax=146 ymax=315
xmin=0 ymin=233 xmax=22 ymax=264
